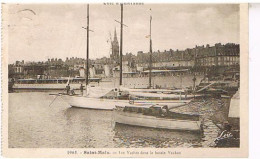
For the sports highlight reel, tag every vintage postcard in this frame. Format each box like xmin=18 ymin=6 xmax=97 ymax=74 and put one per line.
xmin=1 ymin=2 xmax=248 ymax=158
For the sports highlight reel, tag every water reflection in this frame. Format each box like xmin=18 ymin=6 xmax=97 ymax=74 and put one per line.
xmin=113 ymin=123 xmax=202 ymax=148
xmin=63 ymin=107 xmax=115 ymax=148
xmin=9 ymin=92 xmax=203 ymax=148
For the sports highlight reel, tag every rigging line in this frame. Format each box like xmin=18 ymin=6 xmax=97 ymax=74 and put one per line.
xmin=49 ymin=95 xmax=59 ymax=107
xmin=67 ymin=31 xmax=79 ymax=56
xmin=90 ymin=40 xmax=95 ymax=59
xmin=69 ymin=32 xmax=80 ymax=55
xmin=77 ymin=33 xmax=85 ymax=57
xmin=76 ymin=29 xmax=86 ymax=56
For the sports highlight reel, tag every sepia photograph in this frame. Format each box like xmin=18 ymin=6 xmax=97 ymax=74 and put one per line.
xmin=1 ymin=2 xmax=248 ymax=158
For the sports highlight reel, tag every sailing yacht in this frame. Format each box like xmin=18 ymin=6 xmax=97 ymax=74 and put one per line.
xmin=61 ymin=4 xmax=128 ymax=110
xmin=61 ymin=5 xmax=193 ymax=110
xmin=119 ymin=8 xmax=201 ymax=101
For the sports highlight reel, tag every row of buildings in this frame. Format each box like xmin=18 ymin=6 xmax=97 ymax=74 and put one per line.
xmin=9 ymin=29 xmax=240 ymax=79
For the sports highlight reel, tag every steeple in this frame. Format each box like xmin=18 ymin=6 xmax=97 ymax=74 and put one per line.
xmin=114 ymin=28 xmax=118 ymax=42
xmin=110 ymin=28 xmax=119 ymax=64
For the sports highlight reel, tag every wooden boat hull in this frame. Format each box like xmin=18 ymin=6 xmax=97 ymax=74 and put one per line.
xmin=61 ymin=94 xmax=190 ymax=110
xmin=61 ymin=95 xmax=129 ymax=110
xmin=129 ymin=91 xmax=201 ymax=100
xmin=113 ymin=111 xmax=201 ymax=131
xmin=130 ymin=100 xmax=190 ymax=109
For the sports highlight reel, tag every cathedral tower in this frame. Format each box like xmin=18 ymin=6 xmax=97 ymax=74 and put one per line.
xmin=110 ymin=28 xmax=119 ymax=64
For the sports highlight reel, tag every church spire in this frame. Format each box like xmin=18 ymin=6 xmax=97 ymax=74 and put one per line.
xmin=114 ymin=28 xmax=118 ymax=42
xmin=110 ymin=28 xmax=119 ymax=65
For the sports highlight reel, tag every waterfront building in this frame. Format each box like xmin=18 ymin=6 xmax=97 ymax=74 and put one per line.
xmin=8 ymin=43 xmax=240 ymax=80
xmin=135 ymin=49 xmax=194 ymax=70
xmin=195 ymin=43 xmax=239 ymax=67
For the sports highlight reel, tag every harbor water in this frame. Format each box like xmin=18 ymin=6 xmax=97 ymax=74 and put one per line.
xmin=8 ymin=91 xmax=228 ymax=148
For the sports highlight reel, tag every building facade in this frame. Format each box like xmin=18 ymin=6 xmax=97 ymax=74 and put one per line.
xmin=195 ymin=43 xmax=240 ymax=67
xmin=9 ymin=43 xmax=240 ymax=80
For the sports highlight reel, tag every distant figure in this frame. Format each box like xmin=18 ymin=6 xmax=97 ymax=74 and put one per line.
xmin=161 ymin=107 xmax=168 ymax=117
xmin=185 ymin=91 xmax=188 ymax=99
xmin=71 ymin=89 xmax=75 ymax=95
xmin=66 ymin=84 xmax=70 ymax=95
xmin=80 ymin=84 xmax=84 ymax=96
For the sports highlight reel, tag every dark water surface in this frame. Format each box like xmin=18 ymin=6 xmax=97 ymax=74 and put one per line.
xmin=9 ymin=92 xmax=204 ymax=148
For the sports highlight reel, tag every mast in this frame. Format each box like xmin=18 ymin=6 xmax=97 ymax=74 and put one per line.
xmin=86 ymin=4 xmax=89 ymax=87
xmin=193 ymin=47 xmax=197 ymax=98
xmin=149 ymin=11 xmax=152 ymax=88
xmin=119 ymin=4 xmax=123 ymax=86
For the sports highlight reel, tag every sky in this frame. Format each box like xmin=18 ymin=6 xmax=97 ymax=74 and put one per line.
xmin=6 ymin=3 xmax=240 ymax=64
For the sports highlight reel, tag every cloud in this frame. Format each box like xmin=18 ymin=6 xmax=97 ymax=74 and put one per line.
xmin=7 ymin=3 xmax=240 ymax=64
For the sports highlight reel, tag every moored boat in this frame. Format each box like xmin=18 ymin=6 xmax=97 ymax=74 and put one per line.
xmin=13 ymin=77 xmax=101 ymax=90
xmin=128 ymin=91 xmax=201 ymax=100
xmin=129 ymin=99 xmax=190 ymax=109
xmin=61 ymin=90 xmax=191 ymax=110
xmin=113 ymin=104 xmax=202 ymax=131
xmin=62 ymin=5 xmax=200 ymax=110
xmin=60 ymin=6 xmax=198 ymax=110
xmin=61 ymin=95 xmax=129 ymax=110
